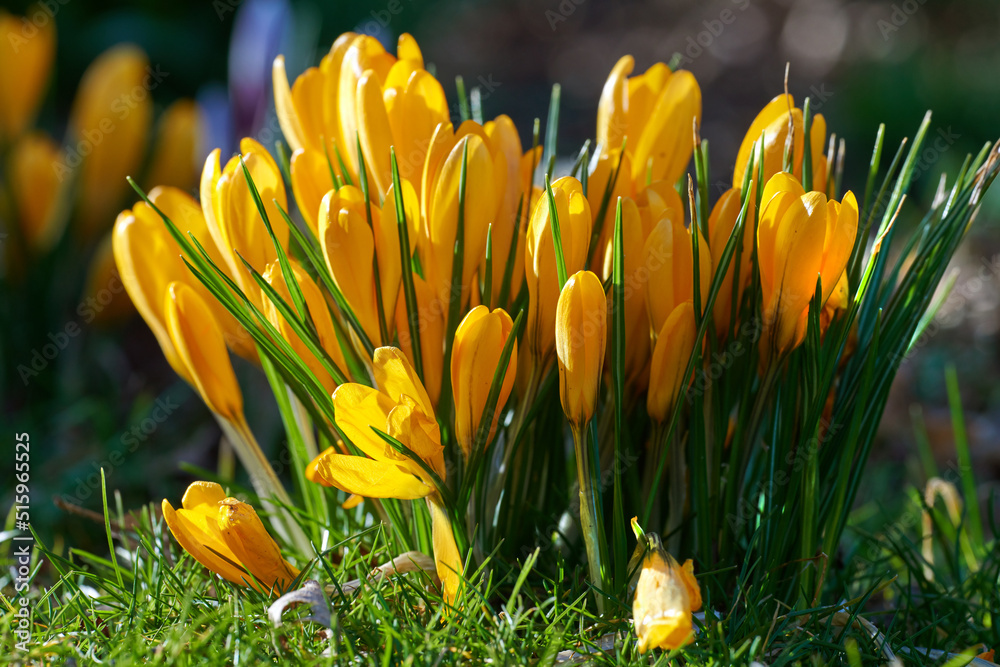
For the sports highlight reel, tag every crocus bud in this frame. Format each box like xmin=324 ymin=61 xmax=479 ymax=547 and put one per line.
xmin=732 ymin=95 xmax=829 ymax=193
xmin=164 ymin=281 xmax=244 ymax=421
xmin=757 ymin=172 xmax=857 ymax=355
xmin=146 ymin=99 xmax=203 ymax=191
xmin=596 ymin=55 xmax=701 ymax=188
xmin=217 ymin=497 xmax=300 ymax=592
xmin=162 ymin=481 xmax=299 ymax=594
xmin=0 ymin=9 xmax=55 ymax=142
xmin=8 ymin=131 xmax=63 ymax=252
xmin=647 ymin=302 xmax=697 ymax=423
xmin=555 ymin=271 xmax=607 ymax=428
xmin=451 ymin=305 xmax=517 ymax=457
xmin=200 ymin=137 xmax=289 ymax=306
xmin=262 ymin=259 xmax=347 ymax=394
xmin=69 ymin=45 xmax=152 ymax=238
xmin=428 ymin=495 xmax=463 ymax=606
xmin=633 ymin=533 xmax=702 ymax=653
xmin=421 ymin=122 xmax=504 ymax=312
xmin=525 ymin=177 xmax=592 ymax=370
xmin=707 ymin=187 xmax=755 ymax=336
xmin=642 ymin=212 xmax=711 ymax=337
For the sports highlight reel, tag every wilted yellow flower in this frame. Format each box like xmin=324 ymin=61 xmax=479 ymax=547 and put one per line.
xmin=164 ymin=281 xmax=244 ymax=422
xmin=8 ymin=131 xmax=63 ymax=252
xmin=596 ymin=55 xmax=701 ymax=188
xmin=420 ymin=121 xmax=504 ymax=312
xmin=732 ymin=95 xmax=829 ymax=193
xmin=306 ymin=347 xmax=463 ymax=604
xmin=758 ymin=172 xmax=858 ymax=355
xmin=647 ymin=302 xmax=697 ymax=423
xmin=394 ymin=274 xmax=445 ymax=407
xmin=274 ymin=33 xmax=447 ymax=197
xmin=0 ymin=9 xmax=55 ymax=143
xmin=68 ymin=44 xmax=153 ymax=238
xmin=524 ymin=176 xmax=592 ymax=370
xmin=707 ymin=187 xmax=755 ymax=335
xmin=451 ymin=305 xmax=518 ymax=458
xmin=146 ymin=99 xmax=203 ymax=191
xmin=262 ymin=259 xmax=347 ymax=394
xmin=162 ymin=481 xmax=299 ymax=593
xmin=555 ymin=271 xmax=607 ymax=428
xmin=200 ymin=137 xmax=289 ymax=307
xmin=113 ymin=186 xmax=254 ymax=368
xmin=642 ymin=211 xmax=711 ymax=338
xmin=633 ymin=534 xmax=702 ymax=653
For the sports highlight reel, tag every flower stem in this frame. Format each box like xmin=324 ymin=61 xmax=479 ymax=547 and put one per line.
xmin=571 ymin=422 xmax=605 ymax=616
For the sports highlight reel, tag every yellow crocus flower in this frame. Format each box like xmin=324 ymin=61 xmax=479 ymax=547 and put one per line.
xmin=596 ymin=55 xmax=701 ymax=188
xmin=707 ymin=187 xmax=755 ymax=336
xmin=524 ymin=176 xmax=592 ymax=372
xmin=306 ymin=347 xmax=463 ymax=604
xmin=164 ymin=281 xmax=244 ymax=422
xmin=200 ymin=137 xmax=289 ymax=307
xmin=8 ymin=131 xmax=63 ymax=253
xmin=642 ymin=211 xmax=711 ymax=340
xmin=757 ymin=172 xmax=858 ymax=356
xmin=647 ymin=302 xmax=697 ymax=423
xmin=555 ymin=271 xmax=607 ymax=428
xmin=451 ymin=305 xmax=518 ymax=458
xmin=732 ymin=95 xmax=829 ymax=193
xmin=262 ymin=259 xmax=347 ymax=394
xmin=162 ymin=481 xmax=299 ymax=594
xmin=68 ymin=44 xmax=152 ymax=238
xmin=146 ymin=99 xmax=203 ymax=192
xmin=273 ymin=33 xmax=446 ymax=197
xmin=587 ymin=150 xmax=633 ymax=268
xmin=633 ymin=533 xmax=702 ymax=653
xmin=420 ymin=121 xmax=504 ymax=312
xmin=0 ymin=9 xmax=55 ymax=143
xmin=113 ymin=186 xmax=254 ymax=369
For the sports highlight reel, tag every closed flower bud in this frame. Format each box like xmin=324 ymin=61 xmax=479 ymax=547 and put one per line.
xmin=525 ymin=176 xmax=592 ymax=370
xmin=146 ymin=99 xmax=203 ymax=191
xmin=707 ymin=187 xmax=755 ymax=336
xmin=162 ymin=481 xmax=299 ymax=594
xmin=451 ymin=305 xmax=518 ymax=458
xmin=70 ymin=45 xmax=152 ymax=238
xmin=633 ymin=534 xmax=702 ymax=653
xmin=8 ymin=131 xmax=64 ymax=253
xmin=642 ymin=212 xmax=711 ymax=337
xmin=596 ymin=55 xmax=701 ymax=189
xmin=647 ymin=302 xmax=697 ymax=423
xmin=164 ymin=281 xmax=244 ymax=421
xmin=0 ymin=9 xmax=55 ymax=142
xmin=757 ymin=172 xmax=857 ymax=355
xmin=262 ymin=259 xmax=347 ymax=394
xmin=732 ymin=95 xmax=829 ymax=193
xmin=555 ymin=271 xmax=607 ymax=428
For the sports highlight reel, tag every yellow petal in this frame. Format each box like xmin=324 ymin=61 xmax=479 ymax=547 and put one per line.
xmin=164 ymin=281 xmax=244 ymax=420
xmin=146 ymin=99 xmax=203 ymax=191
xmin=0 ymin=10 xmax=55 ymax=140
xmin=181 ymin=481 xmax=227 ymax=510
xmin=428 ymin=497 xmax=463 ymax=606
xmin=162 ymin=498 xmax=247 ymax=586
xmin=733 ymin=94 xmax=795 ymax=189
xmin=272 ymin=54 xmax=308 ymax=153
xmin=633 ymin=539 xmax=698 ymax=653
xmin=394 ymin=274 xmax=445 ymax=407
xmin=596 ymin=55 xmax=634 ymax=155
xmin=373 ymin=346 xmax=436 ymax=421
xmin=307 ymin=449 xmax=432 ymax=499
xmin=217 ymin=498 xmax=300 ymax=593
xmin=356 ymin=69 xmax=394 ymax=197
xmin=630 ymin=70 xmax=701 ymax=186
xmin=8 ymin=131 xmax=64 ymax=252
xmin=289 ymin=146 xmax=332 ymax=235
xmin=331 ymin=382 xmax=398 ymax=461
xmin=647 ymin=302 xmax=697 ymax=422
xmin=555 ymin=271 xmax=607 ymax=428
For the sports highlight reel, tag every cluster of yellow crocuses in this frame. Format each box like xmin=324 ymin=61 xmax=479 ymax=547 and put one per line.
xmin=1 ymin=10 xmax=201 ymax=322
xmin=112 ymin=31 xmax=860 ymax=652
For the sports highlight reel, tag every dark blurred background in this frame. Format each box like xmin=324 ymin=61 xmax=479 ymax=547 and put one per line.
xmin=2 ymin=0 xmax=999 ymax=548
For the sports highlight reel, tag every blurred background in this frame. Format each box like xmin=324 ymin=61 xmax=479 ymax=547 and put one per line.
xmin=2 ymin=0 xmax=998 ymax=549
